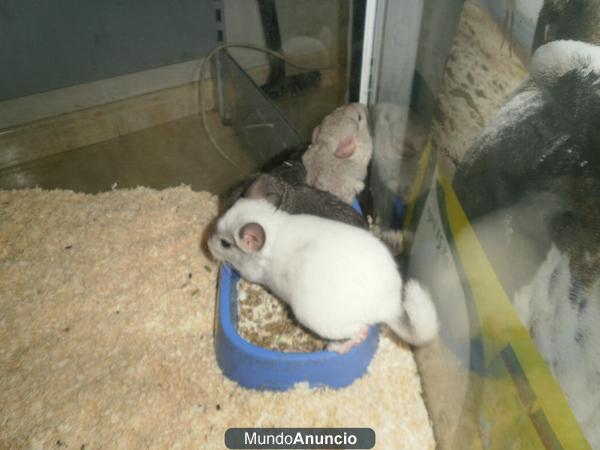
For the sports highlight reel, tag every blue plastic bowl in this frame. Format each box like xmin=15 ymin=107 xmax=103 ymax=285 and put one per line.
xmin=214 ymin=263 xmax=379 ymax=390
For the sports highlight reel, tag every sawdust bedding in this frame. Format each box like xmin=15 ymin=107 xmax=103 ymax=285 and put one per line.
xmin=0 ymin=186 xmax=434 ymax=449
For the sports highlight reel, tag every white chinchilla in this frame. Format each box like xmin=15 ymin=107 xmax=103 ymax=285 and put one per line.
xmin=302 ymin=103 xmax=373 ymax=204
xmin=208 ymin=198 xmax=438 ymax=353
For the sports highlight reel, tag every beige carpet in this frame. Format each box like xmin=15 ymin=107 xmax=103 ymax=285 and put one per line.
xmin=0 ymin=186 xmax=434 ymax=449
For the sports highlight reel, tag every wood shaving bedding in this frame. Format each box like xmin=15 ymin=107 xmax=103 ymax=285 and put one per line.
xmin=0 ymin=186 xmax=434 ymax=449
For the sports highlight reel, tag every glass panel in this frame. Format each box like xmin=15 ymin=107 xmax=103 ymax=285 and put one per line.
xmin=217 ymin=49 xmax=303 ymax=167
xmin=370 ymin=0 xmax=600 ymax=448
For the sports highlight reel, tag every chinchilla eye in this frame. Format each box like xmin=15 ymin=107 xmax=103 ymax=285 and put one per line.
xmin=220 ymin=239 xmax=232 ymax=249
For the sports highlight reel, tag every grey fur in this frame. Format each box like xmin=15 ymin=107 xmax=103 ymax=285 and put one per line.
xmin=244 ymin=174 xmax=367 ymax=229
xmin=221 ymin=146 xmax=367 ymax=229
xmin=221 ymin=146 xmax=306 ymax=212
xmin=453 ymin=41 xmax=600 ymax=221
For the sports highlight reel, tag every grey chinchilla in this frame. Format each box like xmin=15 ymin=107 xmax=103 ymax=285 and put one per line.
xmin=243 ymin=173 xmax=367 ymax=229
xmin=222 ymin=144 xmax=367 ymax=229
xmin=221 ymin=145 xmax=306 ymax=212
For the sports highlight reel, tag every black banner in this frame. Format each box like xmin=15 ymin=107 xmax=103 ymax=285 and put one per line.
xmin=224 ymin=428 xmax=375 ymax=449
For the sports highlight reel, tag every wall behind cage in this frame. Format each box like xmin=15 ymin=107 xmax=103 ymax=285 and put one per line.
xmin=0 ymin=0 xmax=218 ymax=101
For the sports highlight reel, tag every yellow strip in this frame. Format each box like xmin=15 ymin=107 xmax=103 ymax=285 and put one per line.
xmin=437 ymin=163 xmax=591 ymax=450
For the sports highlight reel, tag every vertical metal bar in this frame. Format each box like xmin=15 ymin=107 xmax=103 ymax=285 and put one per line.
xmin=359 ymin=0 xmax=379 ymax=105
xmin=347 ymin=0 xmax=367 ymax=102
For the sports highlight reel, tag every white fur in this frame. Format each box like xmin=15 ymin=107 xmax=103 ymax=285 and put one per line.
xmin=531 ymin=40 xmax=600 ymax=86
xmin=387 ymin=280 xmax=440 ymax=345
xmin=209 ymin=198 xmax=438 ymax=345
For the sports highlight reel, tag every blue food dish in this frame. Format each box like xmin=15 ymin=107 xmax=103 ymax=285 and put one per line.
xmin=213 ymin=200 xmax=379 ymax=391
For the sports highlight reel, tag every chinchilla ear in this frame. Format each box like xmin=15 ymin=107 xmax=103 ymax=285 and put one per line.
xmin=244 ymin=175 xmax=282 ymax=207
xmin=238 ymin=222 xmax=265 ymax=252
xmin=334 ymin=135 xmax=356 ymax=158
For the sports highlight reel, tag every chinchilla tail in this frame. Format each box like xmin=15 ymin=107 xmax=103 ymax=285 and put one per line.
xmin=386 ymin=279 xmax=439 ymax=346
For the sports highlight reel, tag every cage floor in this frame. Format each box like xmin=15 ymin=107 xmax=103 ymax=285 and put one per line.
xmin=0 ymin=186 xmax=434 ymax=449
xmin=0 ymin=111 xmax=254 ymax=195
